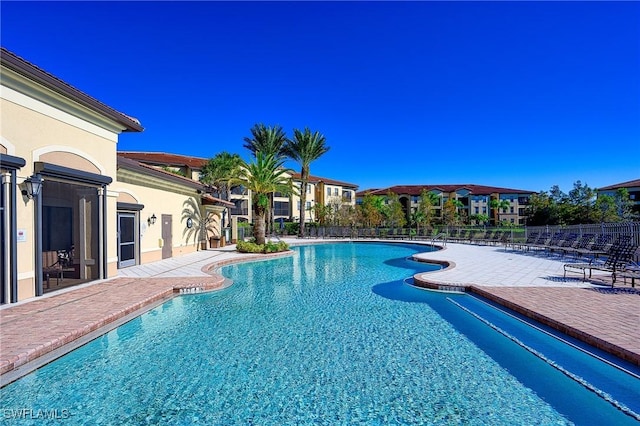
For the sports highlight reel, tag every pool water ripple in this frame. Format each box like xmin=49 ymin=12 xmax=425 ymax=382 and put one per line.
xmin=0 ymin=243 xmax=633 ymax=424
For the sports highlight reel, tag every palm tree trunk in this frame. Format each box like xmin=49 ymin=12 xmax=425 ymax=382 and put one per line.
xmin=255 ymin=209 xmax=266 ymax=245
xmin=299 ymin=168 xmax=309 ymax=238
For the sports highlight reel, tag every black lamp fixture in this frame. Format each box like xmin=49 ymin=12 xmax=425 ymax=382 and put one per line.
xmin=148 ymin=214 xmax=157 ymax=226
xmin=22 ymin=175 xmax=43 ymax=199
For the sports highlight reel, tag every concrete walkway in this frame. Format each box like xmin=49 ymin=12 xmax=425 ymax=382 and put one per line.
xmin=1 ymin=239 xmax=638 ymax=385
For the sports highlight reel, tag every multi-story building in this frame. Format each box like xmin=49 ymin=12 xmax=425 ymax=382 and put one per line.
xmin=116 ymin=154 xmax=358 ymax=225
xmin=289 ymin=173 xmax=358 ymax=222
xmin=357 ymin=184 xmax=534 ymax=225
xmin=597 ymin=179 xmax=640 ymax=216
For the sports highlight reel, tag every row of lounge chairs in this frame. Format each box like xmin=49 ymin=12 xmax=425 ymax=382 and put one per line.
xmin=563 ymin=236 xmax=638 ymax=286
xmin=509 ymin=232 xmax=621 ymax=258
xmin=302 ymin=226 xmax=512 ymax=246
xmin=506 ymin=231 xmax=639 ymax=286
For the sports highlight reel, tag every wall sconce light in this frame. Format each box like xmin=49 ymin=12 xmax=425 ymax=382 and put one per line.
xmin=148 ymin=214 xmax=157 ymax=226
xmin=21 ymin=175 xmax=43 ymax=199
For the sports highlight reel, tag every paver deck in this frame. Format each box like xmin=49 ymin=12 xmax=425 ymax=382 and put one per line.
xmin=1 ymin=239 xmax=638 ymax=385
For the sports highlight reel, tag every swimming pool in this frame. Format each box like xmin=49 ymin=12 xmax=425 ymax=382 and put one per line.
xmin=1 ymin=242 xmax=638 ymax=424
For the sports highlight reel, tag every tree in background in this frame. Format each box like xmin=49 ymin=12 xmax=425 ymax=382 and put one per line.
xmin=613 ymin=188 xmax=637 ymax=221
xmin=312 ymin=202 xmax=332 ymax=226
xmin=417 ymin=189 xmax=439 ymax=230
xmin=525 ymin=181 xmax=636 ymax=225
xmin=567 ymin=181 xmax=596 ymax=224
xmin=284 ymin=127 xmax=330 ymax=237
xmin=237 ymin=152 xmax=293 ymax=245
xmin=358 ymin=193 xmax=385 ymax=227
xmin=442 ymin=199 xmax=458 ymax=226
xmin=200 ymin=151 xmax=243 ymax=228
xmin=489 ymin=198 xmax=510 ymax=225
xmin=383 ymin=192 xmax=406 ymax=227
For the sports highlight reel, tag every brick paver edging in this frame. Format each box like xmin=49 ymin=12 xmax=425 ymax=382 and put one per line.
xmin=0 ymin=251 xmax=292 ymax=383
xmin=470 ymin=287 xmax=640 ymax=366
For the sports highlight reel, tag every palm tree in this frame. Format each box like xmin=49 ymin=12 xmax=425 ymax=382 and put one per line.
xmin=200 ymin=152 xmax=243 ymax=228
xmin=243 ymin=123 xmax=288 ymax=159
xmin=243 ymin=123 xmax=289 ymax=234
xmin=237 ymin=152 xmax=293 ymax=245
xmin=284 ymin=127 xmax=330 ymax=237
xmin=489 ymin=198 xmax=511 ymax=225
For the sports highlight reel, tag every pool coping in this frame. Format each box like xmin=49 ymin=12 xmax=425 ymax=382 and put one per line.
xmin=1 ymin=241 xmax=638 ymax=387
xmin=0 ymin=250 xmax=295 ymax=386
xmin=412 ymin=269 xmax=640 ymax=366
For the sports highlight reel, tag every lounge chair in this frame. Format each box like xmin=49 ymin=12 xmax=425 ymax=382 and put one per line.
xmin=512 ymin=231 xmax=539 ymax=251
xmin=571 ymin=234 xmax=614 ymax=260
xmin=544 ymin=232 xmax=577 ymax=256
xmin=524 ymin=232 xmax=552 ymax=251
xmin=561 ymin=233 xmax=595 ymax=257
xmin=563 ymin=240 xmax=638 ymax=285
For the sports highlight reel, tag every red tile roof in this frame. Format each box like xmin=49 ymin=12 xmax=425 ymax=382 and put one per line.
xmin=289 ymin=172 xmax=358 ymax=189
xmin=357 ymin=184 xmax=534 ymax=197
xmin=118 ymin=152 xmax=208 ymax=169
xmin=598 ymin=179 xmax=640 ymax=191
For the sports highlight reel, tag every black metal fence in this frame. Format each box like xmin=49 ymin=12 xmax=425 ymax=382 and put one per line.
xmin=235 ymin=222 xmax=640 ymax=248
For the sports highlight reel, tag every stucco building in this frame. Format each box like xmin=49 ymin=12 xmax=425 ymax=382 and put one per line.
xmin=357 ymin=184 xmax=534 ymax=226
xmin=1 ymin=48 xmax=229 ymax=303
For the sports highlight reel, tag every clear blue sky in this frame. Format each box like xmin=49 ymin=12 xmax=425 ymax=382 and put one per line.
xmin=2 ymin=1 xmax=639 ymax=194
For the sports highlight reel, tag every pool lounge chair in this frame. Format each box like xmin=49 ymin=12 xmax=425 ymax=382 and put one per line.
xmin=563 ymin=240 xmax=638 ymax=285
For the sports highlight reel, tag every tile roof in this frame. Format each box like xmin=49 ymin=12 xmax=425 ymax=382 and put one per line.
xmin=289 ymin=172 xmax=358 ymax=189
xmin=1 ymin=47 xmax=143 ymax=132
xmin=357 ymin=184 xmax=535 ymax=197
xmin=117 ymin=156 xmax=232 ymax=207
xmin=118 ymin=152 xmax=208 ymax=169
xmin=598 ymin=179 xmax=640 ymax=191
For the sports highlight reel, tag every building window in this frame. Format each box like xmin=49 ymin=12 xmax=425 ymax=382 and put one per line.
xmin=475 ymin=207 xmax=479 ymax=214
xmin=297 ymin=201 xmax=301 ymax=211
xmin=307 ymin=185 xmax=311 ymax=194
xmin=482 ymin=207 xmax=487 ymax=214
xmin=326 ymin=188 xmax=331 ymax=196
xmin=334 ymin=188 xmax=339 ymax=196
xmin=510 ymin=207 xmax=514 ymax=213
xmin=306 ymin=201 xmax=311 ymax=209
xmin=273 ymin=201 xmax=289 ymax=216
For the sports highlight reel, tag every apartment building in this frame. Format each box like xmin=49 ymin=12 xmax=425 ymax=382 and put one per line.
xmin=357 ymin=184 xmax=534 ymax=225
xmin=597 ymin=179 xmax=640 ymax=215
xmin=289 ymin=173 xmax=358 ymax=222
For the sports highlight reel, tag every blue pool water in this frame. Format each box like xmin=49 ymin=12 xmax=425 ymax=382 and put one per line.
xmin=1 ymin=242 xmax=639 ymax=425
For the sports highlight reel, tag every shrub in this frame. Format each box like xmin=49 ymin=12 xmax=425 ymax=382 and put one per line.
xmin=237 ymin=240 xmax=289 ymax=254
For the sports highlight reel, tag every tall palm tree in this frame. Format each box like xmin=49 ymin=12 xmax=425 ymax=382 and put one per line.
xmin=243 ymin=123 xmax=288 ymax=159
xmin=237 ymin=152 xmax=293 ymax=245
xmin=243 ymin=123 xmax=289 ymax=234
xmin=200 ymin=152 xmax=243 ymax=228
xmin=285 ymin=127 xmax=330 ymax=237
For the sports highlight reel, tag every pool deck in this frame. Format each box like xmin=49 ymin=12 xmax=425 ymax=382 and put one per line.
xmin=1 ymin=239 xmax=638 ymax=385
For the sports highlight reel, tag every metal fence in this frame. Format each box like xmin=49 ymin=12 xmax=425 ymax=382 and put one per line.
xmin=525 ymin=222 xmax=640 ymax=248
xmin=235 ymin=221 xmax=640 ymax=249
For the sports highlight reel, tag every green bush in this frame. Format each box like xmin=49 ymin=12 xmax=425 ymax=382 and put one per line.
xmin=237 ymin=240 xmax=289 ymax=254
xmin=283 ymin=222 xmax=299 ymax=235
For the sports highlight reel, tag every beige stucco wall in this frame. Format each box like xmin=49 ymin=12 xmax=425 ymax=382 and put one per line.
xmin=113 ymin=174 xmax=223 ymax=271
xmin=2 ymin=79 xmax=120 ymax=301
